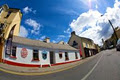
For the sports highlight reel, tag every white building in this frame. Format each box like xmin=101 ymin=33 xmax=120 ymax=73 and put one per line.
xmin=3 ymin=36 xmax=81 ymax=67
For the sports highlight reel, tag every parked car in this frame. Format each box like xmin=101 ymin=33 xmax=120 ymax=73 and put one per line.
xmin=108 ymin=45 xmax=114 ymax=49
xmin=116 ymin=39 xmax=120 ymax=51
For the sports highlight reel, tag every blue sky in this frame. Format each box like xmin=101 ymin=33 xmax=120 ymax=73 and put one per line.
xmin=0 ymin=0 xmax=120 ymax=45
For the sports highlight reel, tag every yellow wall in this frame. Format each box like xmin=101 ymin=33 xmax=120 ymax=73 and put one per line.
xmin=82 ymin=38 xmax=95 ymax=49
xmin=0 ymin=5 xmax=22 ymax=62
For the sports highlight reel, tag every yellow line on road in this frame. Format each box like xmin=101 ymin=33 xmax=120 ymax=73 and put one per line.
xmin=0 ymin=62 xmax=82 ymax=76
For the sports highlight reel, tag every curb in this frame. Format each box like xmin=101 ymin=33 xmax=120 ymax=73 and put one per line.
xmin=0 ymin=53 xmax=101 ymax=76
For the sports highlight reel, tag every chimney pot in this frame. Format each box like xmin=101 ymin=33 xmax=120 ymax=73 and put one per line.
xmin=43 ymin=37 xmax=50 ymax=43
xmin=71 ymin=31 xmax=75 ymax=35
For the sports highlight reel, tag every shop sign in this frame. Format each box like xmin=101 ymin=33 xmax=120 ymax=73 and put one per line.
xmin=42 ymin=50 xmax=47 ymax=60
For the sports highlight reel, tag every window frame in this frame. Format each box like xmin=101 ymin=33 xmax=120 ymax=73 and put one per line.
xmin=32 ymin=49 xmax=39 ymax=61
xmin=65 ymin=52 xmax=69 ymax=61
xmin=10 ymin=46 xmax=17 ymax=59
xmin=75 ymin=52 xmax=78 ymax=59
xmin=0 ymin=7 xmax=3 ymax=15
xmin=59 ymin=51 xmax=63 ymax=59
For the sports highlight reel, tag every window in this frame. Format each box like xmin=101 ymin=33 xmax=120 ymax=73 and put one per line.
xmin=5 ymin=11 xmax=12 ymax=18
xmin=75 ymin=52 xmax=78 ymax=59
xmin=72 ymin=41 xmax=78 ymax=47
xmin=10 ymin=46 xmax=17 ymax=58
xmin=0 ymin=7 xmax=3 ymax=14
xmin=59 ymin=51 xmax=63 ymax=59
xmin=65 ymin=52 xmax=69 ymax=61
xmin=42 ymin=51 xmax=47 ymax=60
xmin=33 ymin=50 xmax=39 ymax=61
xmin=0 ymin=23 xmax=4 ymax=37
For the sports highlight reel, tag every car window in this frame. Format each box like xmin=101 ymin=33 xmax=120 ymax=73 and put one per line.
xmin=117 ymin=39 xmax=120 ymax=44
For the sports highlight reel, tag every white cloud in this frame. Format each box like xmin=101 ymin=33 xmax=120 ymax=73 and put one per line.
xmin=55 ymin=7 xmax=79 ymax=16
xmin=19 ymin=26 xmax=28 ymax=37
xmin=23 ymin=6 xmax=36 ymax=14
xmin=64 ymin=28 xmax=71 ymax=34
xmin=52 ymin=40 xmax=57 ymax=43
xmin=70 ymin=0 xmax=120 ymax=45
xmin=95 ymin=4 xmax=98 ymax=9
xmin=40 ymin=36 xmax=46 ymax=40
xmin=58 ymin=35 xmax=65 ymax=38
xmin=25 ymin=18 xmax=41 ymax=35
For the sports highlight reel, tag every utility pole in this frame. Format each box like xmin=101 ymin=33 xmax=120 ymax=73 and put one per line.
xmin=108 ymin=20 xmax=118 ymax=42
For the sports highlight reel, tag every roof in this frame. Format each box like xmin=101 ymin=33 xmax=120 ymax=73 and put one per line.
xmin=12 ymin=36 xmax=78 ymax=51
xmin=68 ymin=34 xmax=93 ymax=44
xmin=76 ymin=35 xmax=93 ymax=42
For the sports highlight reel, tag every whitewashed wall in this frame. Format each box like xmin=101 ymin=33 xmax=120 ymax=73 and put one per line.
xmin=54 ymin=51 xmax=80 ymax=64
xmin=4 ymin=44 xmax=80 ymax=66
xmin=4 ymin=44 xmax=50 ymax=65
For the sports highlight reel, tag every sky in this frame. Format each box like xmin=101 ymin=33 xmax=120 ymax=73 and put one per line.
xmin=0 ymin=0 xmax=120 ymax=45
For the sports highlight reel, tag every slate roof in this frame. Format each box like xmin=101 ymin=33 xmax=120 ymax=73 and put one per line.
xmin=12 ymin=36 xmax=78 ymax=51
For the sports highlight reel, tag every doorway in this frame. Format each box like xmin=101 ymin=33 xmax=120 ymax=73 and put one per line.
xmin=49 ymin=51 xmax=54 ymax=64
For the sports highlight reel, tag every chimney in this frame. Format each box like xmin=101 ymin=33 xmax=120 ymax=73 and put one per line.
xmin=43 ymin=37 xmax=50 ymax=43
xmin=71 ymin=31 xmax=75 ymax=35
xmin=2 ymin=4 xmax=9 ymax=11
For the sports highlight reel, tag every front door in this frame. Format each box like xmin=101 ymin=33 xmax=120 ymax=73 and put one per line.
xmin=50 ymin=51 xmax=54 ymax=64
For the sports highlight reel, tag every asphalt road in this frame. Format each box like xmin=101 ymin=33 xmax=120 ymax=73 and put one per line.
xmin=0 ymin=49 xmax=120 ymax=80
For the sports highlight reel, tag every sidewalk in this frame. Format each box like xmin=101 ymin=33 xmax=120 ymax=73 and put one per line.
xmin=0 ymin=53 xmax=100 ymax=74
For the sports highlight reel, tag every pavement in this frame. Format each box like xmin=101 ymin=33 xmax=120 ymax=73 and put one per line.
xmin=0 ymin=49 xmax=120 ymax=80
xmin=0 ymin=52 xmax=99 ymax=74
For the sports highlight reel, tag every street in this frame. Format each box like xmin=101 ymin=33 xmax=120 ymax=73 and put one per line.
xmin=0 ymin=49 xmax=120 ymax=80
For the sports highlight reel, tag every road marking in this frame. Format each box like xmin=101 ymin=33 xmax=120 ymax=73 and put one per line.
xmin=0 ymin=61 xmax=84 ymax=76
xmin=81 ymin=53 xmax=103 ymax=80
xmin=0 ymin=53 xmax=101 ymax=76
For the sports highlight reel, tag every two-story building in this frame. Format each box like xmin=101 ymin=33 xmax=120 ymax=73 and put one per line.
xmin=68 ymin=31 xmax=98 ymax=58
xmin=0 ymin=4 xmax=22 ymax=62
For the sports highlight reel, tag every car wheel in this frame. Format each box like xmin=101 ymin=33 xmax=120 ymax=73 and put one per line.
xmin=116 ymin=48 xmax=118 ymax=51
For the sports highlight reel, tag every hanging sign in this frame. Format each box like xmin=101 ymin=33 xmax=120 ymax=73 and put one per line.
xmin=21 ymin=48 xmax=28 ymax=58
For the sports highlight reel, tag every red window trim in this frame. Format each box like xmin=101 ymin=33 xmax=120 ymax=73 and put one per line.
xmin=10 ymin=55 xmax=17 ymax=59
xmin=31 ymin=59 xmax=40 ymax=61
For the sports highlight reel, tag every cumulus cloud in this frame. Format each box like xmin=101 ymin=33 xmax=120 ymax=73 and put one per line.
xmin=64 ymin=28 xmax=71 ymax=34
xmin=58 ymin=35 xmax=66 ymax=38
xmin=23 ymin=6 xmax=36 ymax=14
xmin=25 ymin=18 xmax=41 ymax=35
xmin=55 ymin=7 xmax=79 ymax=16
xmin=19 ymin=26 xmax=28 ymax=37
xmin=40 ymin=35 xmax=46 ymax=40
xmin=52 ymin=40 xmax=57 ymax=43
xmin=70 ymin=0 xmax=120 ymax=45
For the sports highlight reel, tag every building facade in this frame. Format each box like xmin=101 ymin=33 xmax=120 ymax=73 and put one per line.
xmin=103 ymin=27 xmax=120 ymax=49
xmin=0 ymin=4 xmax=22 ymax=62
xmin=68 ymin=31 xmax=99 ymax=58
xmin=3 ymin=36 xmax=80 ymax=67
